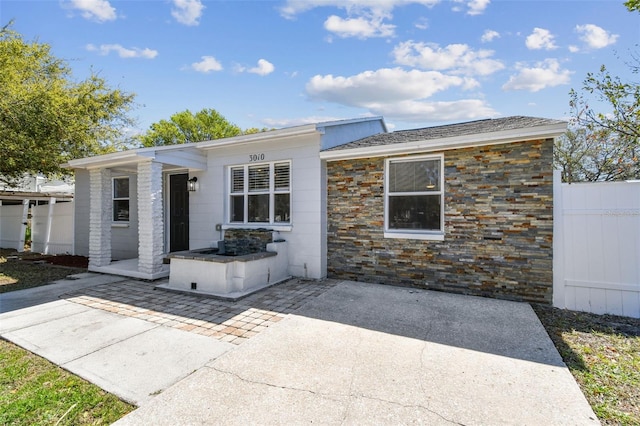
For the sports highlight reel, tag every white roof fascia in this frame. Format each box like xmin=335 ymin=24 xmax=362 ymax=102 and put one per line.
xmin=320 ymin=122 xmax=567 ymax=161
xmin=66 ymin=151 xmax=152 ymax=170
xmin=65 ymin=146 xmax=207 ymax=170
xmin=154 ymin=149 xmax=207 ymax=170
xmin=197 ymin=125 xmax=319 ymax=150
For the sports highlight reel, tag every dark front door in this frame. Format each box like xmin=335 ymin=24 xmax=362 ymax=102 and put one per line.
xmin=169 ymin=174 xmax=189 ymax=252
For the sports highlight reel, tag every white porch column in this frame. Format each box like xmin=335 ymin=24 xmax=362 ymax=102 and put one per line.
xmin=137 ymin=160 xmax=164 ymax=274
xmin=89 ymin=168 xmax=112 ymax=267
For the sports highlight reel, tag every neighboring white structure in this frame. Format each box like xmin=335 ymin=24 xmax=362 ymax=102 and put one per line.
xmin=0 ymin=175 xmax=74 ymax=254
xmin=554 ymin=176 xmax=640 ymax=318
xmin=67 ymin=117 xmax=387 ymax=280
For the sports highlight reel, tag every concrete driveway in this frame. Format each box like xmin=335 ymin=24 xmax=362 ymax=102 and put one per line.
xmin=1 ymin=276 xmax=598 ymax=424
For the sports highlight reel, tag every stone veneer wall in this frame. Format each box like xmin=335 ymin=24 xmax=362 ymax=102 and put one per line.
xmin=326 ymin=139 xmax=554 ymax=304
xmin=223 ymin=228 xmax=273 ymax=254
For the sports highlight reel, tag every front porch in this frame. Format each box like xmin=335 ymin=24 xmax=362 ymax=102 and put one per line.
xmin=67 ymin=145 xmax=207 ymax=281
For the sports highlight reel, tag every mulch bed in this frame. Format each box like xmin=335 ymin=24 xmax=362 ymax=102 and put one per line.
xmin=21 ymin=254 xmax=89 ymax=268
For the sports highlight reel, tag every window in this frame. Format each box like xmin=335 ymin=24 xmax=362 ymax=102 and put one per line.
xmin=229 ymin=161 xmax=290 ymax=224
xmin=385 ymin=155 xmax=444 ymax=240
xmin=113 ymin=177 xmax=130 ymax=222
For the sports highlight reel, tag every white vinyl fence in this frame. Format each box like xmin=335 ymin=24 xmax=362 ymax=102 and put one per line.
xmin=0 ymin=199 xmax=74 ymax=255
xmin=0 ymin=202 xmax=28 ymax=250
xmin=31 ymin=200 xmax=74 ymax=255
xmin=554 ymin=174 xmax=640 ymax=318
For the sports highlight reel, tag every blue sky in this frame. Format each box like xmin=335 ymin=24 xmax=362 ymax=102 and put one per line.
xmin=2 ymin=0 xmax=638 ymax=133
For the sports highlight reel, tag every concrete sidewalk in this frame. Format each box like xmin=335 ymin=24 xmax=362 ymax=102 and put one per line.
xmin=0 ymin=272 xmax=126 ymax=313
xmin=0 ymin=274 xmax=234 ymax=406
xmin=115 ymin=281 xmax=599 ymax=425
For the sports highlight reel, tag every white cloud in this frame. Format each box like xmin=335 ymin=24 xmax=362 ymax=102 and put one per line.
xmin=262 ymin=116 xmax=344 ymax=128
xmin=248 ymin=59 xmax=275 ymax=76
xmin=451 ymin=0 xmax=490 ymax=15
xmin=481 ymin=29 xmax=500 ymax=43
xmin=502 ymin=59 xmax=572 ymax=92
xmin=280 ymin=0 xmax=440 ymax=19
xmin=172 ymin=0 xmax=205 ymax=26
xmin=367 ymin=99 xmax=497 ymax=122
xmin=324 ymin=15 xmax=395 ymax=38
xmin=279 ymin=0 xmax=439 ymax=39
xmin=576 ymin=24 xmax=618 ymax=49
xmin=304 ymin=67 xmax=495 ymax=122
xmin=191 ymin=56 xmax=223 ymax=73
xmin=392 ymin=41 xmax=504 ymax=76
xmin=306 ymin=68 xmax=472 ymax=106
xmin=568 ymin=45 xmax=580 ymax=53
xmin=86 ymin=43 xmax=158 ymax=59
xmin=66 ymin=0 xmax=116 ymax=22
xmin=414 ymin=17 xmax=429 ymax=30
xmin=525 ymin=28 xmax=557 ymax=50
xmin=466 ymin=0 xmax=490 ymax=15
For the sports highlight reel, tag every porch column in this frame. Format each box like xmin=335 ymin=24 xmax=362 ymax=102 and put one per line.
xmin=88 ymin=168 xmax=112 ymax=268
xmin=137 ymin=160 xmax=164 ymax=274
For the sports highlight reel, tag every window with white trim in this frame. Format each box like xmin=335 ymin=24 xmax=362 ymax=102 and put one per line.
xmin=229 ymin=161 xmax=291 ymax=224
xmin=385 ymin=155 xmax=444 ymax=238
xmin=112 ymin=177 xmax=130 ymax=222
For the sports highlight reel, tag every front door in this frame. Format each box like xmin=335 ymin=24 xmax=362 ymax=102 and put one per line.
xmin=169 ymin=174 xmax=189 ymax=252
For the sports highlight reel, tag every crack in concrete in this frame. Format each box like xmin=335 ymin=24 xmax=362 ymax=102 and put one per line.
xmin=207 ymin=365 xmax=344 ymax=403
xmin=355 ymin=393 xmax=467 ymax=426
xmin=207 ymin=317 xmax=464 ymax=425
xmin=209 ymin=364 xmax=466 ymax=425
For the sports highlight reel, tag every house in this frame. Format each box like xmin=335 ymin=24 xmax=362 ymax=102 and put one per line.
xmin=321 ymin=116 xmax=566 ymax=304
xmin=67 ymin=115 xmax=566 ymax=304
xmin=66 ymin=117 xmax=387 ymax=280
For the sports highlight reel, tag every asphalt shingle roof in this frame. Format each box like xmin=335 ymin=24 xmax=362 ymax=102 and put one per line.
xmin=323 ymin=116 xmax=566 ymax=152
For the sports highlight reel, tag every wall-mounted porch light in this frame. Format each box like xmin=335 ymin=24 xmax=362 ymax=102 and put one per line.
xmin=187 ymin=176 xmax=198 ymax=192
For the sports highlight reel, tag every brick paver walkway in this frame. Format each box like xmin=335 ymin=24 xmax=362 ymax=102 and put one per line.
xmin=64 ymin=278 xmax=336 ymax=345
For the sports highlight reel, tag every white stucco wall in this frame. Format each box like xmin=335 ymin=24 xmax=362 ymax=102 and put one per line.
xmin=76 ymin=169 xmax=139 ymax=259
xmin=189 ymin=133 xmax=327 ymax=279
xmin=111 ymin=172 xmax=139 ymax=260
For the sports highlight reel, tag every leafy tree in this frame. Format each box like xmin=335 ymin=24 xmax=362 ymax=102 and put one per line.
xmin=138 ymin=108 xmax=242 ymax=147
xmin=555 ymin=126 xmax=639 ymax=183
xmin=569 ymin=63 xmax=640 ymax=143
xmin=557 ymin=55 xmax=639 ymax=182
xmin=243 ymin=127 xmax=271 ymax=135
xmin=0 ymin=22 xmax=136 ymax=184
xmin=625 ymin=0 xmax=639 ymax=12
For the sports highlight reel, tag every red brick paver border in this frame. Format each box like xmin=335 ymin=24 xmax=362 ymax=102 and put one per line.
xmin=64 ymin=278 xmax=336 ymax=345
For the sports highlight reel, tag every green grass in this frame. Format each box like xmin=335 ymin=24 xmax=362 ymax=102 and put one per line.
xmin=0 ymin=339 xmax=134 ymax=425
xmin=534 ymin=305 xmax=640 ymax=425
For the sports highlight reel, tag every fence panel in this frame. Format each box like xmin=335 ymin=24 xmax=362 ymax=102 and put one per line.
xmin=31 ymin=201 xmax=74 ymax=255
xmin=0 ymin=204 xmax=26 ymax=250
xmin=554 ymin=178 xmax=640 ymax=318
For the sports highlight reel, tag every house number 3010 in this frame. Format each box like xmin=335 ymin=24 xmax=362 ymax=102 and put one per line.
xmin=249 ymin=153 xmax=265 ymax=162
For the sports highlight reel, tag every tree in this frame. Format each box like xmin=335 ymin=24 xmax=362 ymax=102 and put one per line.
xmin=625 ymin=0 xmax=639 ymax=12
xmin=138 ymin=108 xmax=242 ymax=147
xmin=556 ymin=56 xmax=639 ymax=182
xmin=0 ymin=23 xmax=136 ymax=184
xmin=570 ymin=63 xmax=640 ymax=143
xmin=555 ymin=126 xmax=639 ymax=183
